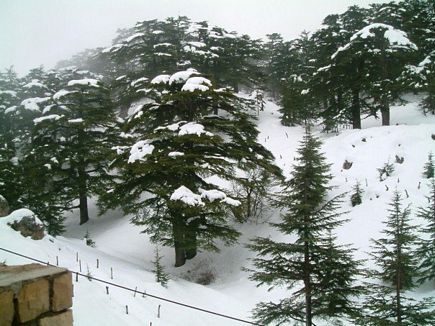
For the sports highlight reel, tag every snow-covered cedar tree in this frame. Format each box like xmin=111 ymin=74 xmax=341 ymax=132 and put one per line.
xmin=351 ymin=181 xmax=364 ymax=207
xmin=32 ymin=69 xmax=116 ymax=226
xmin=423 ymin=152 xmax=434 ymax=179
xmin=335 ymin=23 xmax=417 ymax=126
xmin=313 ymin=5 xmax=370 ymax=130
xmin=0 ymin=67 xmax=68 ymax=235
xmin=152 ymin=246 xmax=169 ymax=287
xmin=247 ymin=129 xmax=361 ymax=326
xmin=416 ymin=179 xmax=435 ymax=284
xmin=276 ymin=33 xmax=318 ymax=126
xmin=8 ymin=68 xmax=73 ymax=235
xmin=357 ymin=191 xmax=435 ymax=325
xmin=403 ymin=51 xmax=435 ymax=116
xmin=100 ymin=16 xmax=263 ymax=97
xmin=0 ymin=68 xmax=23 ymax=210
xmin=107 ymin=68 xmax=280 ymax=267
xmin=418 ymin=52 xmax=435 ymax=115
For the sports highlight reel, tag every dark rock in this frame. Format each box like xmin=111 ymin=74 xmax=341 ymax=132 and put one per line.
xmin=9 ymin=215 xmax=45 ymax=240
xmin=343 ymin=160 xmax=353 ymax=170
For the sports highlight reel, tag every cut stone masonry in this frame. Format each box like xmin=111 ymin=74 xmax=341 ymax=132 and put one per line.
xmin=0 ymin=264 xmax=73 ymax=326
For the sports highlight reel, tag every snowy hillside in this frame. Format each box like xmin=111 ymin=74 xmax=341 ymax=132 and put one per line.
xmin=1 ymin=96 xmax=434 ymax=325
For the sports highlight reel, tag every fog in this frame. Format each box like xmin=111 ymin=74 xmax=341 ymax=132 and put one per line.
xmin=0 ymin=0 xmax=391 ymax=75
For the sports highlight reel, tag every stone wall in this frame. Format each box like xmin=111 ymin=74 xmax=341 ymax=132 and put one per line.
xmin=0 ymin=263 xmax=73 ymax=326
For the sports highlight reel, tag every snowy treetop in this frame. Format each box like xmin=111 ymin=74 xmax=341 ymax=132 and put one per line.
xmin=0 ymin=90 xmax=17 ymax=96
xmin=169 ymin=68 xmax=198 ymax=85
xmin=53 ymin=89 xmax=76 ymax=101
xmin=351 ymin=23 xmax=417 ymax=50
xmin=67 ymin=78 xmax=100 ymax=87
xmin=332 ymin=23 xmax=417 ymax=59
xmin=150 ymin=74 xmax=170 ymax=84
xmin=170 ymin=186 xmax=204 ymax=206
xmin=131 ymin=77 xmax=149 ymax=87
xmin=21 ymin=97 xmax=50 ymax=111
xmin=170 ymin=186 xmax=240 ymax=207
xmin=128 ymin=140 xmax=155 ymax=163
xmin=156 ymin=121 xmax=214 ymax=137
xmin=23 ymin=79 xmax=46 ymax=89
xmin=178 ymin=122 xmax=214 ymax=137
xmin=33 ymin=114 xmax=62 ymax=124
xmin=125 ymin=32 xmax=145 ymax=43
xmin=153 ymin=42 xmax=173 ymax=48
xmin=181 ymin=77 xmax=212 ymax=92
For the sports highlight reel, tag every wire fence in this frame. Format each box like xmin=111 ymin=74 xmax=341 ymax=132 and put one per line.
xmin=0 ymin=246 xmax=263 ymax=326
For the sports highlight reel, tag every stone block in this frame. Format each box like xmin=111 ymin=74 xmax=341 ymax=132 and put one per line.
xmin=52 ymin=272 xmax=73 ymax=311
xmin=0 ymin=288 xmax=14 ymax=325
xmin=39 ymin=310 xmax=73 ymax=326
xmin=17 ymin=278 xmax=50 ymax=322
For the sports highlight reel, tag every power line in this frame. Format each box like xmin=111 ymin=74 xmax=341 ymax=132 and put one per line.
xmin=0 ymin=246 xmax=263 ymax=326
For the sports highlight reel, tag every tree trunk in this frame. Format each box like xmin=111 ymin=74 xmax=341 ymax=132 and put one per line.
xmin=351 ymin=87 xmax=361 ymax=129
xmin=78 ymin=165 xmax=89 ymax=225
xmin=233 ymin=82 xmax=239 ymax=93
xmin=185 ymin=227 xmax=197 ymax=260
xmin=381 ymin=103 xmax=390 ymax=126
xmin=246 ymin=188 xmax=252 ymax=220
xmin=396 ymin=227 xmax=402 ymax=324
xmin=173 ymin=220 xmax=186 ymax=267
xmin=304 ymin=239 xmax=312 ymax=326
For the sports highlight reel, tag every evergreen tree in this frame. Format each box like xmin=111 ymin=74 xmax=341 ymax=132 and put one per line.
xmin=248 ymin=130 xmax=361 ymax=326
xmin=152 ymin=246 xmax=169 ymax=287
xmin=417 ymin=179 xmax=435 ymax=284
xmin=423 ymin=152 xmax=434 ymax=178
xmin=33 ymin=69 xmax=116 ymax=225
xmin=108 ymin=68 xmax=279 ymax=267
xmin=351 ymin=181 xmax=364 ymax=207
xmin=278 ymin=32 xmax=317 ymax=126
xmin=0 ymin=68 xmax=22 ymax=210
xmin=358 ymin=191 xmax=435 ymax=325
xmin=334 ymin=23 xmax=417 ymax=126
xmin=314 ymin=6 xmax=370 ymax=130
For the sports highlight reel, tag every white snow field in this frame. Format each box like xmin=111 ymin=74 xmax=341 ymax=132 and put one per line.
xmin=1 ymin=94 xmax=434 ymax=325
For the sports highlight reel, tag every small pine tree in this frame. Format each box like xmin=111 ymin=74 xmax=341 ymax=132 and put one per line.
xmin=84 ymin=230 xmax=96 ymax=248
xmin=377 ymin=161 xmax=395 ymax=181
xmin=417 ymin=179 xmax=435 ymax=284
xmin=423 ymin=152 xmax=434 ymax=179
xmin=152 ymin=246 xmax=169 ymax=287
xmin=351 ymin=181 xmax=363 ymax=207
xmin=248 ymin=129 xmax=362 ymax=326
xmin=357 ymin=191 xmax=435 ymax=325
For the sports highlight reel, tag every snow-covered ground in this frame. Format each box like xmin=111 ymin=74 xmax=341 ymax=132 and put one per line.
xmin=1 ymin=94 xmax=434 ymax=325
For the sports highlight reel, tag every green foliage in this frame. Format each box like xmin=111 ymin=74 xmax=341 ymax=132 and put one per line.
xmin=416 ymin=179 xmax=435 ymax=284
xmin=31 ymin=68 xmax=117 ymax=225
xmin=84 ymin=230 xmax=96 ymax=248
xmin=351 ymin=181 xmax=364 ymax=207
xmin=152 ymin=246 xmax=169 ymax=287
xmin=423 ymin=152 xmax=434 ymax=178
xmin=370 ymin=191 xmax=417 ymax=289
xmin=378 ymin=161 xmax=395 ymax=181
xmin=108 ymin=69 xmax=280 ymax=267
xmin=358 ymin=191 xmax=435 ymax=325
xmin=248 ymin=130 xmax=361 ymax=326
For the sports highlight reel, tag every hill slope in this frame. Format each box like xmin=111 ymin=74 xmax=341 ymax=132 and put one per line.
xmin=1 ymin=95 xmax=434 ymax=325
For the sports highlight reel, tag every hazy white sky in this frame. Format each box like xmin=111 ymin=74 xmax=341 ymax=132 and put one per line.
xmin=0 ymin=0 xmax=391 ymax=75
